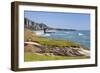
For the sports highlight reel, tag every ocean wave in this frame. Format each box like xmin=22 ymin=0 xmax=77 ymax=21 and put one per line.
xmin=78 ymin=33 xmax=84 ymax=36
xmin=41 ymin=34 xmax=50 ymax=37
xmin=35 ymin=31 xmax=51 ymax=37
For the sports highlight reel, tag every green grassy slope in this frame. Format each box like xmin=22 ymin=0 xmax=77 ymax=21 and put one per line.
xmin=24 ymin=53 xmax=88 ymax=62
xmin=24 ymin=28 xmax=89 ymax=61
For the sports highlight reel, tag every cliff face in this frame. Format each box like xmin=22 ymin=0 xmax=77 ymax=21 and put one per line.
xmin=24 ymin=18 xmax=76 ymax=31
xmin=24 ymin=18 xmax=49 ymax=30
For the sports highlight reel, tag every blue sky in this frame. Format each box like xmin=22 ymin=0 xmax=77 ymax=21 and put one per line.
xmin=24 ymin=11 xmax=90 ymax=30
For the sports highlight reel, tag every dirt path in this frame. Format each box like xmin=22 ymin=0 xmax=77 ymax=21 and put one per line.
xmin=25 ymin=42 xmax=41 ymax=46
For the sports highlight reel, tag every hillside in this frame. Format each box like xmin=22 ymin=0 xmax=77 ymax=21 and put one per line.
xmin=24 ymin=28 xmax=90 ymax=61
xmin=24 ymin=18 xmax=76 ymax=31
xmin=24 ymin=18 xmax=49 ymax=30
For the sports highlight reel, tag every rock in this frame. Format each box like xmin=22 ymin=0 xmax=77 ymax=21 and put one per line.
xmin=25 ymin=41 xmax=90 ymax=57
xmin=24 ymin=18 xmax=49 ymax=30
xmin=24 ymin=18 xmax=76 ymax=31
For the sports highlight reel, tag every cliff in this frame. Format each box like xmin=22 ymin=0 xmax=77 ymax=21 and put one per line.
xmin=24 ymin=18 xmax=76 ymax=31
xmin=24 ymin=18 xmax=49 ymax=30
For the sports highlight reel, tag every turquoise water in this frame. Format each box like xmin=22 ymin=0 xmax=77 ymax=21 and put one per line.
xmin=43 ymin=30 xmax=90 ymax=49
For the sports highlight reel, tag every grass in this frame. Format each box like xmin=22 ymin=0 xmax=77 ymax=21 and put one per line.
xmin=24 ymin=53 xmax=89 ymax=62
xmin=24 ymin=28 xmax=81 ymax=48
xmin=24 ymin=44 xmax=40 ymax=52
xmin=24 ymin=28 xmax=89 ymax=62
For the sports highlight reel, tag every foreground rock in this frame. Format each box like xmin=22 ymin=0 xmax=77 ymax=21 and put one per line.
xmin=25 ymin=42 xmax=90 ymax=57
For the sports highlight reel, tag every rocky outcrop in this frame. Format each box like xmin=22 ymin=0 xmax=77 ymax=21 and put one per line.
xmin=24 ymin=18 xmax=76 ymax=31
xmin=41 ymin=46 xmax=90 ymax=57
xmin=24 ymin=18 xmax=49 ymax=30
xmin=25 ymin=42 xmax=90 ymax=57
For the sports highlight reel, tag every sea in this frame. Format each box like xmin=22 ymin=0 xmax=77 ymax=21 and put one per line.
xmin=35 ymin=30 xmax=90 ymax=49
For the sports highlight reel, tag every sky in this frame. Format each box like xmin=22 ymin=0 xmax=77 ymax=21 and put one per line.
xmin=24 ymin=11 xmax=90 ymax=30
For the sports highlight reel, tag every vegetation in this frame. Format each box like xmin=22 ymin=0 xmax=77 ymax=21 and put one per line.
xmin=24 ymin=53 xmax=88 ymax=62
xmin=24 ymin=28 xmax=81 ymax=48
xmin=24 ymin=28 xmax=89 ymax=61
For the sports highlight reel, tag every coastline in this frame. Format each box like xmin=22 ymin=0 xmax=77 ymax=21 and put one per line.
xmin=33 ymin=30 xmax=90 ymax=49
xmin=24 ymin=28 xmax=90 ymax=61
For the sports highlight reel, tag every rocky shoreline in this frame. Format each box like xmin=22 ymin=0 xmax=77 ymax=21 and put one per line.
xmin=25 ymin=42 xmax=90 ymax=57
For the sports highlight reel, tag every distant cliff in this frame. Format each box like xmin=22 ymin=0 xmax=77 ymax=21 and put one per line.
xmin=24 ymin=18 xmax=49 ymax=30
xmin=24 ymin=18 xmax=76 ymax=31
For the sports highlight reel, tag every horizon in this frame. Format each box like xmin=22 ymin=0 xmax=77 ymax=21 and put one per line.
xmin=24 ymin=11 xmax=90 ymax=30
